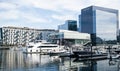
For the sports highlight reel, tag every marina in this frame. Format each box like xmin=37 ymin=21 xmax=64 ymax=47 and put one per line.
xmin=22 ymin=40 xmax=67 ymax=55
xmin=0 ymin=3 xmax=119 ymax=71
xmin=0 ymin=45 xmax=120 ymax=71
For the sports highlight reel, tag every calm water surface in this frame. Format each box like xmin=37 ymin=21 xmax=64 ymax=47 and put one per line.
xmin=0 ymin=49 xmax=120 ymax=71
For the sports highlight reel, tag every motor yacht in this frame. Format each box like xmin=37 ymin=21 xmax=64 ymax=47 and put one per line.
xmin=23 ymin=40 xmax=66 ymax=54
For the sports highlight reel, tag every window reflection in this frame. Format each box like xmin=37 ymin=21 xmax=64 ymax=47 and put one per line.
xmin=96 ymin=10 xmax=117 ymax=44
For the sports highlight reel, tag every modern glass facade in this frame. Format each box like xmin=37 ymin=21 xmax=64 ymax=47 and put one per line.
xmin=96 ymin=10 xmax=117 ymax=44
xmin=58 ymin=20 xmax=77 ymax=31
xmin=68 ymin=20 xmax=77 ymax=31
xmin=49 ymin=30 xmax=90 ymax=45
xmin=80 ymin=6 xmax=119 ymax=45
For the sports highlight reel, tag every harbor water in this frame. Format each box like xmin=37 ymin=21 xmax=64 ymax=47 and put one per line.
xmin=0 ymin=47 xmax=120 ymax=71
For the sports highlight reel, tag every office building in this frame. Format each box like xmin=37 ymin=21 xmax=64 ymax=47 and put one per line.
xmin=58 ymin=20 xmax=77 ymax=31
xmin=78 ymin=15 xmax=81 ymax=32
xmin=0 ymin=26 xmax=56 ymax=46
xmin=80 ymin=6 xmax=119 ymax=45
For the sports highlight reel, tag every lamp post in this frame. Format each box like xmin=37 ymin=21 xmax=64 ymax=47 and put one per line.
xmin=90 ymin=43 xmax=93 ymax=58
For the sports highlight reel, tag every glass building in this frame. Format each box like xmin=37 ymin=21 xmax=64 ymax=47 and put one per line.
xmin=58 ymin=20 xmax=77 ymax=31
xmin=80 ymin=6 xmax=119 ymax=45
xmin=49 ymin=30 xmax=90 ymax=45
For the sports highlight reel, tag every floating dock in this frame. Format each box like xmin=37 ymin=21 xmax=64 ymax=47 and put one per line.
xmin=73 ymin=56 xmax=107 ymax=62
xmin=59 ymin=50 xmax=108 ymax=62
xmin=0 ymin=47 xmax=10 ymax=50
xmin=23 ymin=52 xmax=48 ymax=55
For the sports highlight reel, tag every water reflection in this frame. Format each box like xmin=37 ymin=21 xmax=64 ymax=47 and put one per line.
xmin=0 ymin=50 xmax=61 ymax=71
xmin=0 ymin=50 xmax=24 ymax=71
xmin=0 ymin=50 xmax=119 ymax=71
xmin=62 ymin=58 xmax=97 ymax=71
xmin=24 ymin=54 xmax=60 ymax=68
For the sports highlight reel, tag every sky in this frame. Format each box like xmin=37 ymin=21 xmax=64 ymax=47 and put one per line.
xmin=0 ymin=0 xmax=120 ymax=29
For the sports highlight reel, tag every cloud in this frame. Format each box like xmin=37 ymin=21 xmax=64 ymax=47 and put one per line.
xmin=2 ymin=0 xmax=120 ymax=12
xmin=11 ymin=0 xmax=120 ymax=23
xmin=0 ymin=2 xmax=20 ymax=20
xmin=89 ymin=0 xmax=120 ymax=10
xmin=52 ymin=15 xmax=76 ymax=21
xmin=8 ymin=0 xmax=86 ymax=12
xmin=0 ymin=2 xmax=49 ymax=23
xmin=0 ymin=2 xmax=18 ymax=10
xmin=21 ymin=13 xmax=49 ymax=23
xmin=0 ymin=10 xmax=19 ymax=20
xmin=29 ymin=0 xmax=59 ymax=11
xmin=0 ymin=0 xmax=120 ymax=29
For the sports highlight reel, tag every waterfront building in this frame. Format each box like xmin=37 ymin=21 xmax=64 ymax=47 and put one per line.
xmin=80 ymin=6 xmax=119 ymax=45
xmin=0 ymin=26 xmax=56 ymax=46
xmin=58 ymin=20 xmax=77 ymax=31
xmin=41 ymin=30 xmax=57 ymax=42
xmin=49 ymin=30 xmax=90 ymax=46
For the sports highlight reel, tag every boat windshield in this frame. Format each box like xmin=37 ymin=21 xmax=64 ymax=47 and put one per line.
xmin=37 ymin=46 xmax=58 ymax=48
xmin=28 ymin=46 xmax=33 ymax=48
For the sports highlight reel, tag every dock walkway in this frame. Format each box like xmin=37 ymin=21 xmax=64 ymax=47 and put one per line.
xmin=0 ymin=47 xmax=10 ymax=50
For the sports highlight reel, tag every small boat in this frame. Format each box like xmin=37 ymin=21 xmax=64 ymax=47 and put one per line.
xmin=107 ymin=53 xmax=120 ymax=59
xmin=23 ymin=40 xmax=66 ymax=54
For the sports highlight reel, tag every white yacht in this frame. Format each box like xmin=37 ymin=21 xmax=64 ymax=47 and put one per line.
xmin=23 ymin=40 xmax=66 ymax=54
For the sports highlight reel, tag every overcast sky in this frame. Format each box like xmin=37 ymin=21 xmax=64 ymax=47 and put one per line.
xmin=0 ymin=0 xmax=120 ymax=29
